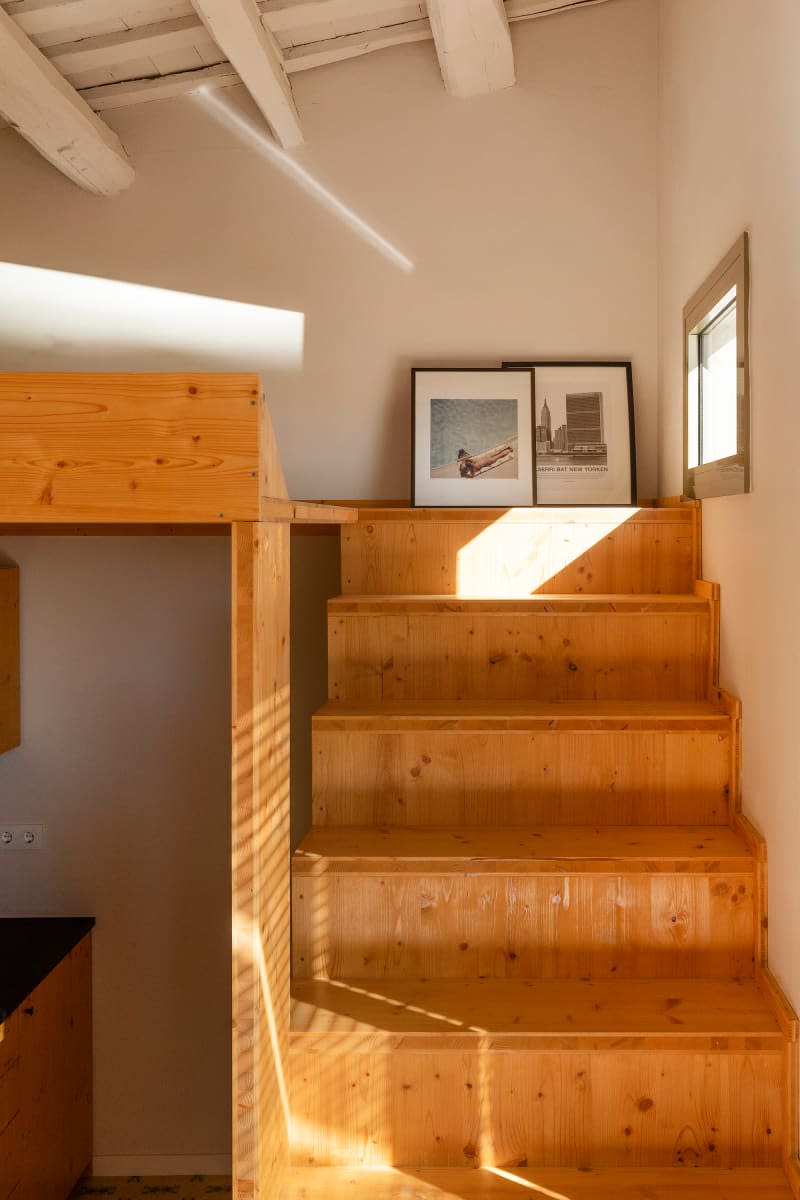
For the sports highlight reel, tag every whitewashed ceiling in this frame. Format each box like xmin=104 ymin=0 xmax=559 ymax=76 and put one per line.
xmin=0 ymin=0 xmax=613 ymax=195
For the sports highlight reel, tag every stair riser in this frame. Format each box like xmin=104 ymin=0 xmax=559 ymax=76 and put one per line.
xmin=341 ymin=514 xmax=696 ymax=596
xmin=313 ymin=730 xmax=732 ymax=826
xmin=289 ymin=1047 xmax=782 ymax=1168
xmin=292 ymin=873 xmax=756 ymax=980
xmin=328 ymin=613 xmax=711 ymax=702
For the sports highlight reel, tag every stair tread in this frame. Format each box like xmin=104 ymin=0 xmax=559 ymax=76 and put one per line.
xmin=280 ymin=1166 xmax=793 ymax=1198
xmin=330 ymin=592 xmax=708 ymax=613
xmin=294 ymin=825 xmax=752 ymax=874
xmin=291 ymin=976 xmax=779 ymax=1039
xmin=314 ymin=697 xmax=735 ymax=730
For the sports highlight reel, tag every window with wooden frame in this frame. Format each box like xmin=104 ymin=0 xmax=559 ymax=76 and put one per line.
xmin=683 ymin=232 xmax=750 ymax=499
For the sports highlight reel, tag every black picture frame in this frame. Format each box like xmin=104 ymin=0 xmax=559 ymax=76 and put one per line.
xmin=503 ymin=360 xmax=636 ymax=505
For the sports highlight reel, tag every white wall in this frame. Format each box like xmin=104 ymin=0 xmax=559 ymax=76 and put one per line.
xmin=0 ymin=536 xmax=232 ymax=1173
xmin=0 ymin=0 xmax=660 ymax=1169
xmin=658 ymin=1 xmax=800 ymax=1005
xmin=0 ymin=0 xmax=659 ymax=500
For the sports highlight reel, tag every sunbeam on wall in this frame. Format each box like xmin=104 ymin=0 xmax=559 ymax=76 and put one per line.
xmin=0 ymin=262 xmax=304 ymax=371
xmin=194 ymin=87 xmax=414 ymax=275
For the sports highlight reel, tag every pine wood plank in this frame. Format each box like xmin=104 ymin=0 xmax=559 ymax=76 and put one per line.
xmin=291 ymin=976 xmax=780 ymax=1042
xmin=312 ymin=711 xmax=735 ymax=826
xmin=0 ymin=372 xmax=260 ymax=522
xmin=328 ymin=600 xmax=711 ymax=703
xmin=314 ymin=697 xmax=734 ymax=729
xmin=294 ymin=825 xmax=753 ymax=874
xmin=0 ymin=565 xmax=20 ymax=755
xmin=293 ymin=870 xmax=756 ymax=981
xmin=342 ymin=508 xmax=696 ymax=596
xmin=281 ymin=1166 xmax=795 ymax=1199
xmin=289 ymin=1050 xmax=782 ymax=1168
xmin=232 ymin=520 xmax=291 ymax=1199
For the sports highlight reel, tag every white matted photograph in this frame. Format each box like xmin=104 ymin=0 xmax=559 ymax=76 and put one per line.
xmin=412 ymin=368 xmax=534 ymax=506
xmin=503 ymin=360 xmax=636 ymax=504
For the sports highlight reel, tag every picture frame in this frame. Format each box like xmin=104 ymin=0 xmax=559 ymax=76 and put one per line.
xmin=503 ymin=360 xmax=636 ymax=505
xmin=411 ymin=368 xmax=535 ymax=507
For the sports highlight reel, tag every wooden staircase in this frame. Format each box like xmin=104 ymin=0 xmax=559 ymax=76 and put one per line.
xmin=281 ymin=505 xmax=798 ymax=1199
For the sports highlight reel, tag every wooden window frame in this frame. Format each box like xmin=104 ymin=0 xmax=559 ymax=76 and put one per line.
xmin=683 ymin=232 xmax=750 ymax=500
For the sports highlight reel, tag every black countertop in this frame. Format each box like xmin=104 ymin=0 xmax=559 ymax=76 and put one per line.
xmin=0 ymin=917 xmax=95 ymax=1021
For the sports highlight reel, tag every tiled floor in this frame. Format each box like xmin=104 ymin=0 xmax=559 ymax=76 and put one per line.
xmin=69 ymin=1178 xmax=232 ymax=1199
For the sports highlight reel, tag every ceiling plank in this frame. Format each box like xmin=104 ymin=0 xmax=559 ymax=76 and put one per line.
xmin=4 ymin=0 xmax=194 ymax=40
xmin=0 ymin=3 xmax=134 ymax=194
xmin=262 ymin=1 xmax=425 ymax=48
xmin=80 ymin=61 xmax=239 ymax=110
xmin=506 ymin=0 xmax=611 ymax=18
xmin=427 ymin=0 xmax=515 ymax=98
xmin=43 ymin=16 xmax=219 ymax=75
xmin=190 ymin=0 xmax=302 ymax=148
xmin=282 ymin=17 xmax=430 ymax=73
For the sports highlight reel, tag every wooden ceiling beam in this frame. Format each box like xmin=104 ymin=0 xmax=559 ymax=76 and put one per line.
xmin=427 ymin=0 xmax=515 ymax=98
xmin=0 ymin=3 xmax=134 ymax=195
xmin=190 ymin=0 xmax=303 ymax=148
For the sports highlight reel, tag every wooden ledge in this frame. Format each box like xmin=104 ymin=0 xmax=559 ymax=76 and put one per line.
xmin=261 ymin=498 xmax=357 ymax=525
xmin=342 ymin=505 xmax=694 ymax=524
xmin=329 ymin=593 xmax=710 ymax=615
xmin=293 ymin=825 xmax=753 ymax=875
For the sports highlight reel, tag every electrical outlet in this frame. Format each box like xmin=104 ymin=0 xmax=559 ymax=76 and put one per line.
xmin=0 ymin=824 xmax=46 ymax=850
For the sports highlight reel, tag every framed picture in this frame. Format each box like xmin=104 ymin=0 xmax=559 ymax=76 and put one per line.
xmin=412 ymin=368 xmax=534 ymax=507
xmin=503 ymin=360 xmax=636 ymax=505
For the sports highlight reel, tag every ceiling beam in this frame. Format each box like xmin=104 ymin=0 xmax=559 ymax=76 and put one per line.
xmin=427 ymin=0 xmax=514 ymax=98
xmin=0 ymin=3 xmax=134 ymax=195
xmin=190 ymin=0 xmax=303 ymax=148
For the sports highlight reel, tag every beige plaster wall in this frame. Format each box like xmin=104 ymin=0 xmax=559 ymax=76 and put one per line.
xmin=0 ymin=0 xmax=659 ymax=500
xmin=0 ymin=0 xmax=659 ymax=1169
xmin=658 ymin=1 xmax=800 ymax=1003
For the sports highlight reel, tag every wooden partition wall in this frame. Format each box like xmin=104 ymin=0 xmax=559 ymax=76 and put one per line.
xmin=0 ymin=372 xmax=355 ymax=1198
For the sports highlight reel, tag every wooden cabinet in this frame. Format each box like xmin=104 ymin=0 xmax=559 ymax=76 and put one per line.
xmin=0 ymin=931 xmax=92 ymax=1200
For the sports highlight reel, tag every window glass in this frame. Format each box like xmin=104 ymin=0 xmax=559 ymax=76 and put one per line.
xmin=699 ymin=290 xmax=737 ymax=464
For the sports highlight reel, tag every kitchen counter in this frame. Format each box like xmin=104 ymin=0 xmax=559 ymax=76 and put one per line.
xmin=0 ymin=916 xmax=95 ymax=1021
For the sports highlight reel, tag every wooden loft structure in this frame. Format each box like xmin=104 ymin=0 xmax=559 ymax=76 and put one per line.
xmin=0 ymin=371 xmax=356 ymax=1198
xmin=1 ymin=372 xmax=799 ymax=1199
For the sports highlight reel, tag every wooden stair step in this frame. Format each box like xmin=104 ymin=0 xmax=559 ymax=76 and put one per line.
xmin=281 ymin=1166 xmax=794 ymax=1199
xmin=289 ymin=1033 xmax=783 ymax=1167
xmin=328 ymin=593 xmax=715 ymax=702
xmin=293 ymin=825 xmax=753 ymax=874
xmin=313 ymin=698 xmax=737 ymax=826
xmin=291 ymin=976 xmax=781 ymax=1048
xmin=313 ymin=696 xmax=737 ymax=731
xmin=341 ymin=504 xmax=698 ymax=596
xmin=292 ymin=827 xmax=757 ymax=982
